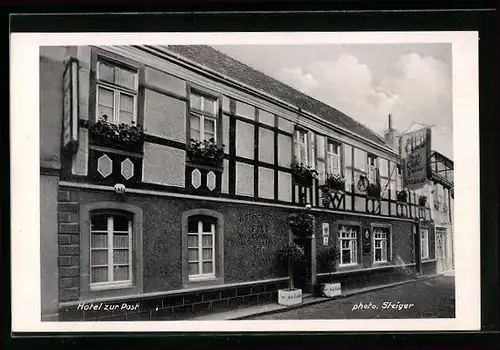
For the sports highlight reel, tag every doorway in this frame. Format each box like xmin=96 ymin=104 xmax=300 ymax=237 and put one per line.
xmin=436 ymin=227 xmax=447 ymax=273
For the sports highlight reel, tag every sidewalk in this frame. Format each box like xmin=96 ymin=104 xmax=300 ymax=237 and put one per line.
xmin=190 ymin=273 xmax=445 ymax=320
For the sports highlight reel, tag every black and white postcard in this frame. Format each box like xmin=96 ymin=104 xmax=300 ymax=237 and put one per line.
xmin=10 ymin=31 xmax=480 ymax=332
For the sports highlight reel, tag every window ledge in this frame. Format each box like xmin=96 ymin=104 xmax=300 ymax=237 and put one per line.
xmin=184 ymin=276 xmax=224 ymax=289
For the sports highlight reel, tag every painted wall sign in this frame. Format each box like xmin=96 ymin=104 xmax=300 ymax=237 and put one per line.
xmin=62 ymin=57 xmax=79 ymax=153
xmin=322 ymin=223 xmax=330 ymax=237
xmin=399 ymin=127 xmax=432 ymax=190
xmin=363 ymin=228 xmax=371 ymax=254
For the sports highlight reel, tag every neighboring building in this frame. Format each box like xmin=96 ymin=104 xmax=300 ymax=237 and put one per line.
xmin=40 ymin=45 xmax=437 ymax=321
xmin=429 ymin=151 xmax=454 ymax=273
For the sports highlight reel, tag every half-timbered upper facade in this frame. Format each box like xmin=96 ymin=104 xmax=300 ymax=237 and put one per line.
xmin=58 ymin=45 xmax=431 ymax=221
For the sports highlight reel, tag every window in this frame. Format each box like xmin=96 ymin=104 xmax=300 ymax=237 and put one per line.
xmin=90 ymin=212 xmax=132 ymax=289
xmin=326 ymin=140 xmax=341 ymax=176
xmin=420 ymin=228 xmax=429 ymax=259
xmin=367 ymin=154 xmax=378 ymax=185
xmin=182 ymin=209 xmax=224 ymax=287
xmin=339 ymin=225 xmax=358 ymax=266
xmin=295 ymin=129 xmax=308 ymax=165
xmin=187 ymin=216 xmax=216 ymax=280
xmin=373 ymin=227 xmax=389 ymax=263
xmin=189 ymin=91 xmax=219 ymax=142
xmin=96 ymin=59 xmax=138 ymax=124
xmin=396 ymin=164 xmax=403 ymax=191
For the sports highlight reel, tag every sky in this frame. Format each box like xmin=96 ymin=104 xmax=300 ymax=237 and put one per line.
xmin=212 ymin=43 xmax=453 ymax=160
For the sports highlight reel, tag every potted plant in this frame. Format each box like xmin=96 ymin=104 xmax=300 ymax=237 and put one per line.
xmin=434 ymin=200 xmax=441 ymax=210
xmin=367 ymin=183 xmax=382 ymax=199
xmin=319 ymin=185 xmax=332 ymax=207
xmin=277 ymin=242 xmax=306 ymax=306
xmin=316 ymin=245 xmax=342 ymax=298
xmin=89 ymin=115 xmax=144 ymax=153
xmin=288 ymin=212 xmax=314 ymax=238
xmin=325 ymin=174 xmax=345 ymax=192
xmin=418 ymin=195 xmax=427 ymax=207
xmin=291 ymin=163 xmax=319 ymax=187
xmin=397 ymin=189 xmax=408 ymax=203
xmin=187 ymin=137 xmax=225 ymax=167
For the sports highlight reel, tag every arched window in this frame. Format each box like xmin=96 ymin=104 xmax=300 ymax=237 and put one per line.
xmin=187 ymin=215 xmax=216 ymax=280
xmin=80 ymin=201 xmax=143 ymax=299
xmin=182 ymin=209 xmax=224 ymax=286
xmin=90 ymin=211 xmax=133 ymax=288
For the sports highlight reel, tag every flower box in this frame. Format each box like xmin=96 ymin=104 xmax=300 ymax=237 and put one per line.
xmin=278 ymin=288 xmax=303 ymax=306
xmin=325 ymin=174 xmax=346 ymax=192
xmin=396 ymin=190 xmax=408 ymax=203
xmin=367 ymin=183 xmax=382 ymax=199
xmin=291 ymin=163 xmax=318 ymax=187
xmin=187 ymin=138 xmax=225 ymax=168
xmin=89 ymin=117 xmax=144 ymax=153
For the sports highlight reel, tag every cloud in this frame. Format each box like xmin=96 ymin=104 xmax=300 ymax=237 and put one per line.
xmin=275 ymin=52 xmax=453 ymax=158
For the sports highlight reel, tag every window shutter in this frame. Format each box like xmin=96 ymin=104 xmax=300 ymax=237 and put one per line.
xmin=293 ymin=129 xmax=299 ymax=163
xmin=316 ymin=135 xmax=325 ymax=160
xmin=308 ymin=131 xmax=315 ymax=168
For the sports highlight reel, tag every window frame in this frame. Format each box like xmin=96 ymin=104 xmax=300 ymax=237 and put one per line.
xmin=187 ymin=86 xmax=222 ymax=144
xmin=367 ymin=154 xmax=379 ymax=185
xmin=420 ymin=228 xmax=430 ymax=259
xmin=371 ymin=224 xmax=392 ymax=264
xmin=187 ymin=216 xmax=216 ymax=281
xmin=294 ymin=128 xmax=309 ymax=166
xmin=95 ymin=57 xmax=139 ymax=125
xmin=337 ymin=223 xmax=360 ymax=267
xmin=79 ymin=202 xmax=143 ymax=300
xmin=326 ymin=139 xmax=342 ymax=176
xmin=181 ymin=209 xmax=225 ymax=288
xmin=89 ymin=212 xmax=133 ymax=291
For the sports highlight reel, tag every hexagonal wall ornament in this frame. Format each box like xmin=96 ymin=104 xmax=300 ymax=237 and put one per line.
xmin=192 ymin=169 xmax=202 ymax=189
xmin=207 ymin=171 xmax=216 ymax=191
xmin=97 ymin=154 xmax=113 ymax=178
xmin=121 ymin=158 xmax=134 ymax=180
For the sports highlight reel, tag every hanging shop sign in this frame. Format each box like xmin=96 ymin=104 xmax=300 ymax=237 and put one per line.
xmin=62 ymin=57 xmax=79 ymax=153
xmin=363 ymin=228 xmax=371 ymax=254
xmin=399 ymin=127 xmax=432 ymax=191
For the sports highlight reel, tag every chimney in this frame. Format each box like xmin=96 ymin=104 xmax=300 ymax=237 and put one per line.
xmin=384 ymin=114 xmax=396 ymax=150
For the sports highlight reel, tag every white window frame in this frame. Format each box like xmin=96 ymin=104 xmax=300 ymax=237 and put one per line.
xmin=420 ymin=228 xmax=429 ymax=259
xmin=372 ymin=227 xmax=390 ymax=263
xmin=95 ymin=59 xmax=138 ymax=124
xmin=367 ymin=154 xmax=378 ymax=185
xmin=326 ymin=140 xmax=341 ymax=176
xmin=187 ymin=218 xmax=216 ymax=281
xmin=90 ymin=214 xmax=133 ymax=291
xmin=189 ymin=91 xmax=219 ymax=142
xmin=295 ymin=129 xmax=309 ymax=165
xmin=338 ymin=225 xmax=358 ymax=267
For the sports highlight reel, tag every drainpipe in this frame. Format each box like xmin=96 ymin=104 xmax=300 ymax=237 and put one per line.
xmin=414 ymin=219 xmax=422 ymax=275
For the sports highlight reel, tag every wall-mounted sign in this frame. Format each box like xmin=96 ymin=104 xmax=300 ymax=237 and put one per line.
xmin=363 ymin=228 xmax=371 ymax=254
xmin=399 ymin=127 xmax=432 ymax=190
xmin=323 ymin=236 xmax=329 ymax=246
xmin=62 ymin=57 xmax=79 ymax=153
xmin=322 ymin=223 xmax=330 ymax=237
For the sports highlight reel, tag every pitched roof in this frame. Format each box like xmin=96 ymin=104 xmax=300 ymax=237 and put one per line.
xmin=165 ymin=45 xmax=387 ymax=147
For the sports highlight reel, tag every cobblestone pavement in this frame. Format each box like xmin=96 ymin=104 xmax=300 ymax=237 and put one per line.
xmin=250 ymin=276 xmax=455 ymax=319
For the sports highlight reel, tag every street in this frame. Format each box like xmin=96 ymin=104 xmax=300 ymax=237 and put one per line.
xmin=250 ymin=276 xmax=455 ymax=319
